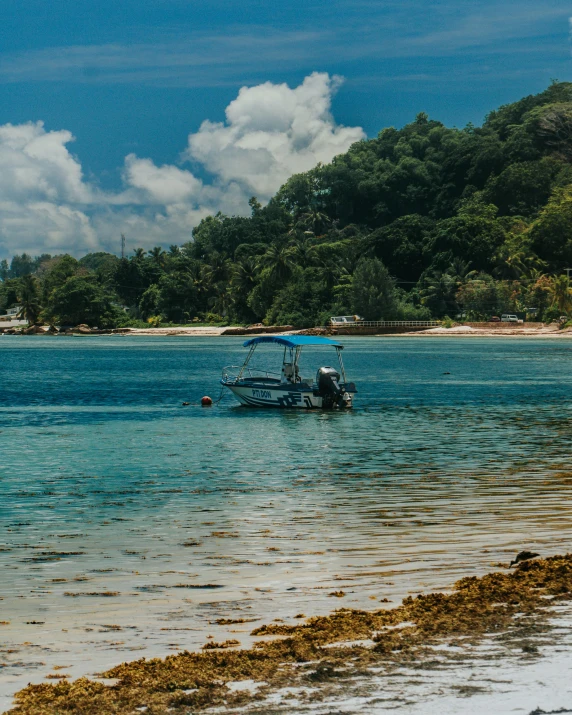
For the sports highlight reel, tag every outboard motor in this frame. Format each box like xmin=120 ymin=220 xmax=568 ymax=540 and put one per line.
xmin=317 ymin=366 xmax=346 ymax=408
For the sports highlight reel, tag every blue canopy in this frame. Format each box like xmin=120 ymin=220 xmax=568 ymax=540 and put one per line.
xmin=243 ymin=335 xmax=343 ymax=349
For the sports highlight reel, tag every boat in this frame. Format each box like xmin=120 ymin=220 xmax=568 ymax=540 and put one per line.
xmin=221 ymin=335 xmax=357 ymax=409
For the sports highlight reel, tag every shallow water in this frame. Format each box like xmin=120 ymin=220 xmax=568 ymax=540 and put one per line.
xmin=2 ymin=336 xmax=572 ymax=709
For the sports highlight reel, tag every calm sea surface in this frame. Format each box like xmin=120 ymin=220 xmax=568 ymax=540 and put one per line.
xmin=2 ymin=336 xmax=572 ymax=708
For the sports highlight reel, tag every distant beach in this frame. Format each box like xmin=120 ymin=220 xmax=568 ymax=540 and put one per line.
xmin=5 ymin=322 xmax=572 ymax=339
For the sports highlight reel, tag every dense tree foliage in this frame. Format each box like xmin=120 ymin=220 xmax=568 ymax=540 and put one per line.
xmin=4 ymin=82 xmax=572 ymax=326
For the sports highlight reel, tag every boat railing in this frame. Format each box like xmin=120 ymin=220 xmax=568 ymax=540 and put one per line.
xmin=222 ymin=365 xmax=282 ymax=383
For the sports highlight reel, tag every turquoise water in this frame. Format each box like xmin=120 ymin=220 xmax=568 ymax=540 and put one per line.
xmin=2 ymin=335 xmax=572 ymax=707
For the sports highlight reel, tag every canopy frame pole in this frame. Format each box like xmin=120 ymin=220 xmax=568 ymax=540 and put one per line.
xmin=237 ymin=344 xmax=256 ymax=380
xmin=336 ymin=347 xmax=347 ymax=384
xmin=295 ymin=346 xmax=302 ymax=381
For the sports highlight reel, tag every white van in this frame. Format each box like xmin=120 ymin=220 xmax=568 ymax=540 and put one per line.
xmin=501 ymin=314 xmax=522 ymax=323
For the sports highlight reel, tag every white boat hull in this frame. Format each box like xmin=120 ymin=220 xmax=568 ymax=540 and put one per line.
xmin=225 ymin=383 xmax=323 ymax=408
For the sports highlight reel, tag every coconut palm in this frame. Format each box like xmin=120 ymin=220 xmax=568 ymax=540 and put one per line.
xmin=315 ymin=254 xmax=345 ymax=290
xmin=288 ymin=231 xmax=316 ymax=269
xmin=257 ymin=243 xmax=296 ymax=283
xmin=148 ymin=246 xmax=166 ymax=265
xmin=420 ymin=271 xmax=458 ymax=317
xmin=548 ymin=275 xmax=572 ymax=314
xmin=296 ymin=208 xmax=331 ymax=236
xmin=17 ymin=274 xmax=42 ymax=324
xmin=210 ymin=287 xmax=231 ymax=317
xmin=447 ymin=258 xmax=475 ymax=285
xmin=202 ymin=252 xmax=231 ymax=287
xmin=231 ymin=257 xmax=258 ymax=294
xmin=492 ymin=243 xmax=546 ymax=280
xmin=132 ymin=248 xmax=146 ymax=261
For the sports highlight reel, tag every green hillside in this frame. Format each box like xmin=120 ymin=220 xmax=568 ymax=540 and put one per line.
xmin=4 ymin=81 xmax=572 ymax=327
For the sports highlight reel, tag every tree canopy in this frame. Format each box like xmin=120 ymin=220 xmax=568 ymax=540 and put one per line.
xmin=3 ymin=82 xmax=572 ymax=326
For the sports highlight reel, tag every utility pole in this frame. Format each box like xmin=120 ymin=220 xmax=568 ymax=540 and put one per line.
xmin=121 ymin=234 xmax=126 ymax=259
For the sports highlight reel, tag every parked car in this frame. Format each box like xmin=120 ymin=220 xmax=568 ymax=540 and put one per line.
xmin=489 ymin=316 xmax=501 ymax=322
xmin=501 ymin=314 xmax=523 ymax=323
xmin=330 ymin=315 xmax=364 ymax=325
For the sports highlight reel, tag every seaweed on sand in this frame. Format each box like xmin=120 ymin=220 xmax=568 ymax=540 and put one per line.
xmin=201 ymin=639 xmax=241 ymax=650
xmin=9 ymin=554 xmax=572 ymax=715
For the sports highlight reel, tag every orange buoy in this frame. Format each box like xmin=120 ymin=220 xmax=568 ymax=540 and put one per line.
xmin=201 ymin=396 xmax=213 ymax=406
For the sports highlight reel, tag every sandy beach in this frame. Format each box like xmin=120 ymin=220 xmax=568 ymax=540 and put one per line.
xmin=81 ymin=323 xmax=572 ymax=339
xmin=113 ymin=326 xmax=230 ymax=336
xmin=4 ymin=322 xmax=572 ymax=339
xmin=398 ymin=324 xmax=572 ymax=338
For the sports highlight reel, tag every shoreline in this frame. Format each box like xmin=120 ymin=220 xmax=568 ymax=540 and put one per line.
xmin=7 ymin=554 xmax=572 ymax=715
xmin=3 ymin=323 xmax=572 ymax=339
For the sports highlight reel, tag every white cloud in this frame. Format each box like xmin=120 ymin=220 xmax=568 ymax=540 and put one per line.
xmin=0 ymin=73 xmax=363 ymax=259
xmin=123 ymin=154 xmax=203 ymax=205
xmin=0 ymin=122 xmax=98 ymax=256
xmin=0 ymin=121 xmax=91 ymax=204
xmin=187 ymin=72 xmax=364 ymax=197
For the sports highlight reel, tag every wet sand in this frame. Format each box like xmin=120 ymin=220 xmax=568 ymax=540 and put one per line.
xmin=6 ymin=554 xmax=572 ymax=715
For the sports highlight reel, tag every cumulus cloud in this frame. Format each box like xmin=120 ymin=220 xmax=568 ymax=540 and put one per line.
xmin=0 ymin=121 xmax=92 ymax=204
xmin=187 ymin=73 xmax=364 ymax=197
xmin=0 ymin=73 xmax=364 ymax=259
xmin=0 ymin=122 xmax=98 ymax=255
xmin=123 ymin=155 xmax=203 ymax=205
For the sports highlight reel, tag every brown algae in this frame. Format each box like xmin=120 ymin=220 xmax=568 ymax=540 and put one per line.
xmin=8 ymin=554 xmax=572 ymax=715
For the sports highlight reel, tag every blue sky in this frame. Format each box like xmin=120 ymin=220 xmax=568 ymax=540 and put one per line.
xmin=0 ymin=0 xmax=570 ymax=258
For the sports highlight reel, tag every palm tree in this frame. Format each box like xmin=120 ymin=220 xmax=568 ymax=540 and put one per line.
xmin=194 ymin=278 xmax=210 ymax=315
xmin=314 ymin=254 xmax=344 ymax=290
xmin=168 ymin=245 xmax=181 ymax=256
xmin=231 ymin=257 xmax=258 ymax=294
xmin=420 ymin=271 xmax=458 ymax=317
xmin=132 ymin=248 xmax=146 ymax=261
xmin=202 ymin=252 xmax=231 ymax=287
xmin=549 ymin=275 xmax=572 ymax=314
xmin=148 ymin=246 xmax=166 ymax=265
xmin=493 ymin=244 xmax=546 ymax=280
xmin=17 ymin=274 xmax=42 ymax=325
xmin=257 ymin=243 xmax=296 ymax=282
xmin=288 ymin=231 xmax=316 ymax=269
xmin=211 ymin=287 xmax=231 ymax=317
xmin=447 ymin=258 xmax=475 ymax=285
xmin=296 ymin=208 xmax=331 ymax=236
